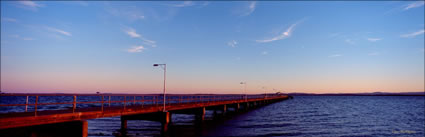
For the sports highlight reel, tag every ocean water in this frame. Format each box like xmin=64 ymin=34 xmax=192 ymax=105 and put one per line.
xmin=1 ymin=96 xmax=424 ymax=137
xmin=87 ymin=96 xmax=425 ymax=137
xmin=203 ymin=96 xmax=425 ymax=137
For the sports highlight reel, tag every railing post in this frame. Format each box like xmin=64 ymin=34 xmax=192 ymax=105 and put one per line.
xmin=101 ymin=96 xmax=104 ymax=112
xmin=142 ymin=96 xmax=144 ymax=108
xmin=133 ymin=96 xmax=136 ymax=105
xmin=123 ymin=96 xmax=126 ymax=110
xmin=25 ymin=96 xmax=28 ymax=112
xmin=108 ymin=96 xmax=111 ymax=107
xmin=73 ymin=95 xmax=76 ymax=113
xmin=34 ymin=96 xmax=38 ymax=116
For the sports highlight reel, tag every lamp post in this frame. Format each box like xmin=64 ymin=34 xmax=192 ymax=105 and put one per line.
xmin=153 ymin=64 xmax=166 ymax=112
xmin=240 ymin=82 xmax=247 ymax=101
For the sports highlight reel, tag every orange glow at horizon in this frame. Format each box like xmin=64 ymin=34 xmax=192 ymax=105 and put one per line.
xmin=1 ymin=69 xmax=423 ymax=94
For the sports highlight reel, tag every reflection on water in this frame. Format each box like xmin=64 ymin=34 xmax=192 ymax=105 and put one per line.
xmin=86 ymin=96 xmax=424 ymax=137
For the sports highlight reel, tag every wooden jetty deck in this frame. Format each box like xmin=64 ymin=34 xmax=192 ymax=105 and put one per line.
xmin=0 ymin=93 xmax=289 ymax=137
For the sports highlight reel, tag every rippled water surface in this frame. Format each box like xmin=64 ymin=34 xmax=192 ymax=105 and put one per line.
xmin=204 ymin=96 xmax=424 ymax=137
xmin=85 ymin=96 xmax=425 ymax=137
xmin=2 ymin=96 xmax=424 ymax=137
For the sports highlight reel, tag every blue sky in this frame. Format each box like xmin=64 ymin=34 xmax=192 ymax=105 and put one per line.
xmin=1 ymin=1 xmax=424 ymax=94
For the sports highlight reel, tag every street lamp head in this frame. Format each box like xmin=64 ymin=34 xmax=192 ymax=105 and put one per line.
xmin=153 ymin=64 xmax=159 ymax=67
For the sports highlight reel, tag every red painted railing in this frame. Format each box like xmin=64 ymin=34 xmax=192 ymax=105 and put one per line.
xmin=0 ymin=93 xmax=285 ymax=116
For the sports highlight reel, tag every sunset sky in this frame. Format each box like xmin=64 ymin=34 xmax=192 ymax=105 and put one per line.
xmin=1 ymin=1 xmax=424 ymax=94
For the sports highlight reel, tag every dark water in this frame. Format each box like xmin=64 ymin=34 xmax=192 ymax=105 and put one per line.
xmin=1 ymin=96 xmax=424 ymax=137
xmin=89 ymin=96 xmax=425 ymax=137
xmin=203 ymin=96 xmax=425 ymax=137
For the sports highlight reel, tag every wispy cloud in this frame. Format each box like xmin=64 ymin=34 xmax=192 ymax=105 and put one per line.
xmin=328 ymin=54 xmax=342 ymax=58
xmin=141 ymin=38 xmax=156 ymax=47
xmin=240 ymin=1 xmax=257 ymax=16
xmin=261 ymin=51 xmax=268 ymax=55
xmin=75 ymin=1 xmax=89 ymax=7
xmin=404 ymin=1 xmax=425 ymax=10
xmin=124 ymin=28 xmax=141 ymax=38
xmin=167 ymin=1 xmax=209 ymax=8
xmin=46 ymin=27 xmax=72 ymax=36
xmin=2 ymin=18 xmax=18 ymax=22
xmin=256 ymin=18 xmax=307 ymax=43
xmin=385 ymin=1 xmax=425 ymax=15
xmin=227 ymin=40 xmax=238 ymax=47
xmin=23 ymin=38 xmax=35 ymax=41
xmin=127 ymin=46 xmax=145 ymax=53
xmin=10 ymin=35 xmax=20 ymax=38
xmin=401 ymin=29 xmax=425 ymax=38
xmin=201 ymin=2 xmax=210 ymax=7
xmin=171 ymin=1 xmax=194 ymax=7
xmin=329 ymin=33 xmax=342 ymax=38
xmin=368 ymin=52 xmax=380 ymax=56
xmin=10 ymin=34 xmax=34 ymax=41
xmin=367 ymin=38 xmax=382 ymax=42
xmin=17 ymin=1 xmax=43 ymax=11
xmin=123 ymin=27 xmax=157 ymax=47
xmin=345 ymin=39 xmax=355 ymax=45
xmin=256 ymin=23 xmax=297 ymax=43
xmin=106 ymin=6 xmax=145 ymax=22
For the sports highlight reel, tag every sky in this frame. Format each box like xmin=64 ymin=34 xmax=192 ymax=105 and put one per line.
xmin=1 ymin=1 xmax=424 ymax=94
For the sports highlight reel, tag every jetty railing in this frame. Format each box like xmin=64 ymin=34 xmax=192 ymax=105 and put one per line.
xmin=0 ymin=93 xmax=284 ymax=116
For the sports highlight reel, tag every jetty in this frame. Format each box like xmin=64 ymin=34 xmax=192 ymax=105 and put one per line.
xmin=0 ymin=93 xmax=289 ymax=137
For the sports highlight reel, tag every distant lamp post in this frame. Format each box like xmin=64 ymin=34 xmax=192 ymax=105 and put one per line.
xmin=240 ymin=82 xmax=247 ymax=101
xmin=274 ymin=89 xmax=282 ymax=95
xmin=153 ymin=63 xmax=167 ymax=112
